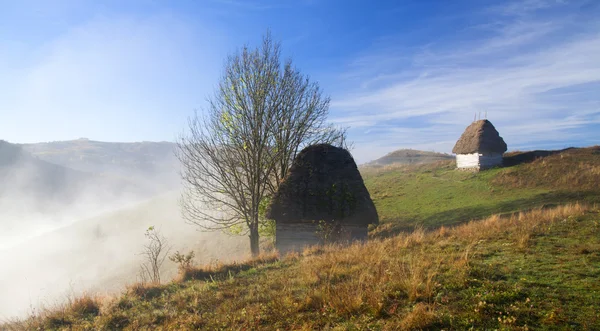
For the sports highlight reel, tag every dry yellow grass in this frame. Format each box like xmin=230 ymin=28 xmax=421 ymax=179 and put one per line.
xmin=399 ymin=302 xmax=436 ymax=330
xmin=5 ymin=293 xmax=102 ymax=330
xmin=4 ymin=203 xmax=597 ymax=330
xmin=450 ymin=202 xmax=586 ymax=242
xmin=495 ymin=146 xmax=600 ymax=190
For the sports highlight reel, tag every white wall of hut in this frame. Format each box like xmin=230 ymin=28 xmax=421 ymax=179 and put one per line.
xmin=456 ymin=153 xmax=503 ymax=170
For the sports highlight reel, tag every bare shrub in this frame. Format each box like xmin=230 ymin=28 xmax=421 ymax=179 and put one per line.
xmin=139 ymin=226 xmax=171 ymax=284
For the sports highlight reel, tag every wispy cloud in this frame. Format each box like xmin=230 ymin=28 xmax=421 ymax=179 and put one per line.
xmin=489 ymin=0 xmax=568 ymax=16
xmin=331 ymin=0 xmax=600 ymax=163
xmin=0 ymin=13 xmax=225 ymax=143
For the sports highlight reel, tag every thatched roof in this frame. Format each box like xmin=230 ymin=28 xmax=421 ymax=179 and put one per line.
xmin=452 ymin=120 xmax=507 ymax=155
xmin=267 ymin=144 xmax=378 ymax=225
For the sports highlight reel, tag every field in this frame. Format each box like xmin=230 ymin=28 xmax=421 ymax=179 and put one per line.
xmin=363 ymin=147 xmax=600 ymax=235
xmin=4 ymin=147 xmax=600 ymax=330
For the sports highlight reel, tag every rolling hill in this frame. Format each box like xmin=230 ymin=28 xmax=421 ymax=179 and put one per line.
xmin=362 ymin=146 xmax=600 ymax=235
xmin=0 ymin=140 xmax=172 ymax=250
xmin=21 ymin=139 xmax=179 ymax=186
xmin=364 ymin=149 xmax=454 ymax=167
xmin=5 ymin=146 xmax=600 ymax=330
xmin=1 ymin=140 xmax=90 ymax=200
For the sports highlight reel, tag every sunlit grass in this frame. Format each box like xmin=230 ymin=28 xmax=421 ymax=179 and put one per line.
xmin=7 ymin=203 xmax=599 ymax=330
xmin=363 ymin=146 xmax=600 ymax=236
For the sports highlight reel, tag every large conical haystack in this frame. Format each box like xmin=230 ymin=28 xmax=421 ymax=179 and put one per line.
xmin=452 ymin=120 xmax=507 ymax=155
xmin=267 ymin=144 xmax=378 ymax=225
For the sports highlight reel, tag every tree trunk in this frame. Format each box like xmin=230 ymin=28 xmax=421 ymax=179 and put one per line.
xmin=249 ymin=224 xmax=260 ymax=257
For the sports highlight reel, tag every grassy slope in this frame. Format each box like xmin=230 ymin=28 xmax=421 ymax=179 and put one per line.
xmin=6 ymin=147 xmax=600 ymax=330
xmin=364 ymin=163 xmax=535 ymax=230
xmin=363 ymin=146 xmax=600 ymax=235
xmin=365 ymin=149 xmax=454 ymax=166
xmin=0 ymin=193 xmax=247 ymax=311
xmin=12 ymin=204 xmax=599 ymax=330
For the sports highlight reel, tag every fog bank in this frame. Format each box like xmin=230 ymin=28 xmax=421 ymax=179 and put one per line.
xmin=0 ymin=193 xmax=248 ymax=319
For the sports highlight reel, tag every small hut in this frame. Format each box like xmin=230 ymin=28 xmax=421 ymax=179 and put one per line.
xmin=452 ymin=119 xmax=507 ymax=170
xmin=266 ymin=144 xmax=379 ymax=254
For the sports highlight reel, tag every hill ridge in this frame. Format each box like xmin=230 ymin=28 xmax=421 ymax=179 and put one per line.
xmin=366 ymin=148 xmax=454 ymax=166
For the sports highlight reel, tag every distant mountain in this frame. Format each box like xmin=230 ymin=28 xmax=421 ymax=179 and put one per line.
xmin=21 ymin=138 xmax=178 ymax=181
xmin=1 ymin=140 xmax=90 ymax=201
xmin=0 ymin=139 xmax=156 ymax=201
xmin=366 ymin=149 xmax=454 ymax=166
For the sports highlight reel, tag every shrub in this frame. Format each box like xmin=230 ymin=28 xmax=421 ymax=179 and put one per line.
xmin=169 ymin=250 xmax=195 ymax=273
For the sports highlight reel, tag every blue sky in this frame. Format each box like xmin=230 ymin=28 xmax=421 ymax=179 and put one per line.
xmin=1 ymin=0 xmax=599 ymax=163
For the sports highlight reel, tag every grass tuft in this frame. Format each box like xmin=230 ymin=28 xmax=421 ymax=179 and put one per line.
xmin=399 ymin=303 xmax=437 ymax=330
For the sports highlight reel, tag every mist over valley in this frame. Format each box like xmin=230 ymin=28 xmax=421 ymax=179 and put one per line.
xmin=0 ymin=139 xmax=246 ymax=318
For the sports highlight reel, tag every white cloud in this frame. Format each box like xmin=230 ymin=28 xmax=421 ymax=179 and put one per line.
xmin=331 ymin=0 xmax=600 ymax=163
xmin=0 ymin=13 xmax=225 ymax=143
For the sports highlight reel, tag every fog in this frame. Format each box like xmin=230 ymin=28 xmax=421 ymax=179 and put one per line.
xmin=0 ymin=192 xmax=248 ymax=319
xmin=0 ymin=143 xmax=249 ymax=319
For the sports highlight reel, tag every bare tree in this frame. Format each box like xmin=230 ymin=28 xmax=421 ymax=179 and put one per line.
xmin=139 ymin=226 xmax=170 ymax=284
xmin=177 ymin=32 xmax=347 ymax=256
xmin=268 ymin=60 xmax=349 ymax=194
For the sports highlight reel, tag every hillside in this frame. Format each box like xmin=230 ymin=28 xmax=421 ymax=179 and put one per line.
xmin=9 ymin=205 xmax=598 ymax=330
xmin=0 ymin=140 xmax=160 ymax=201
xmin=1 ymin=140 xmax=90 ymax=199
xmin=5 ymin=146 xmax=600 ymax=329
xmin=21 ymin=139 xmax=179 ymax=185
xmin=362 ymin=146 xmax=600 ymax=235
xmin=365 ymin=149 xmax=454 ymax=167
xmin=0 ymin=140 xmax=156 ymax=249
xmin=0 ymin=193 xmax=247 ymax=319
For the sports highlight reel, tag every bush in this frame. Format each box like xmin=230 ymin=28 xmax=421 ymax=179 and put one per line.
xmin=169 ymin=250 xmax=195 ymax=273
